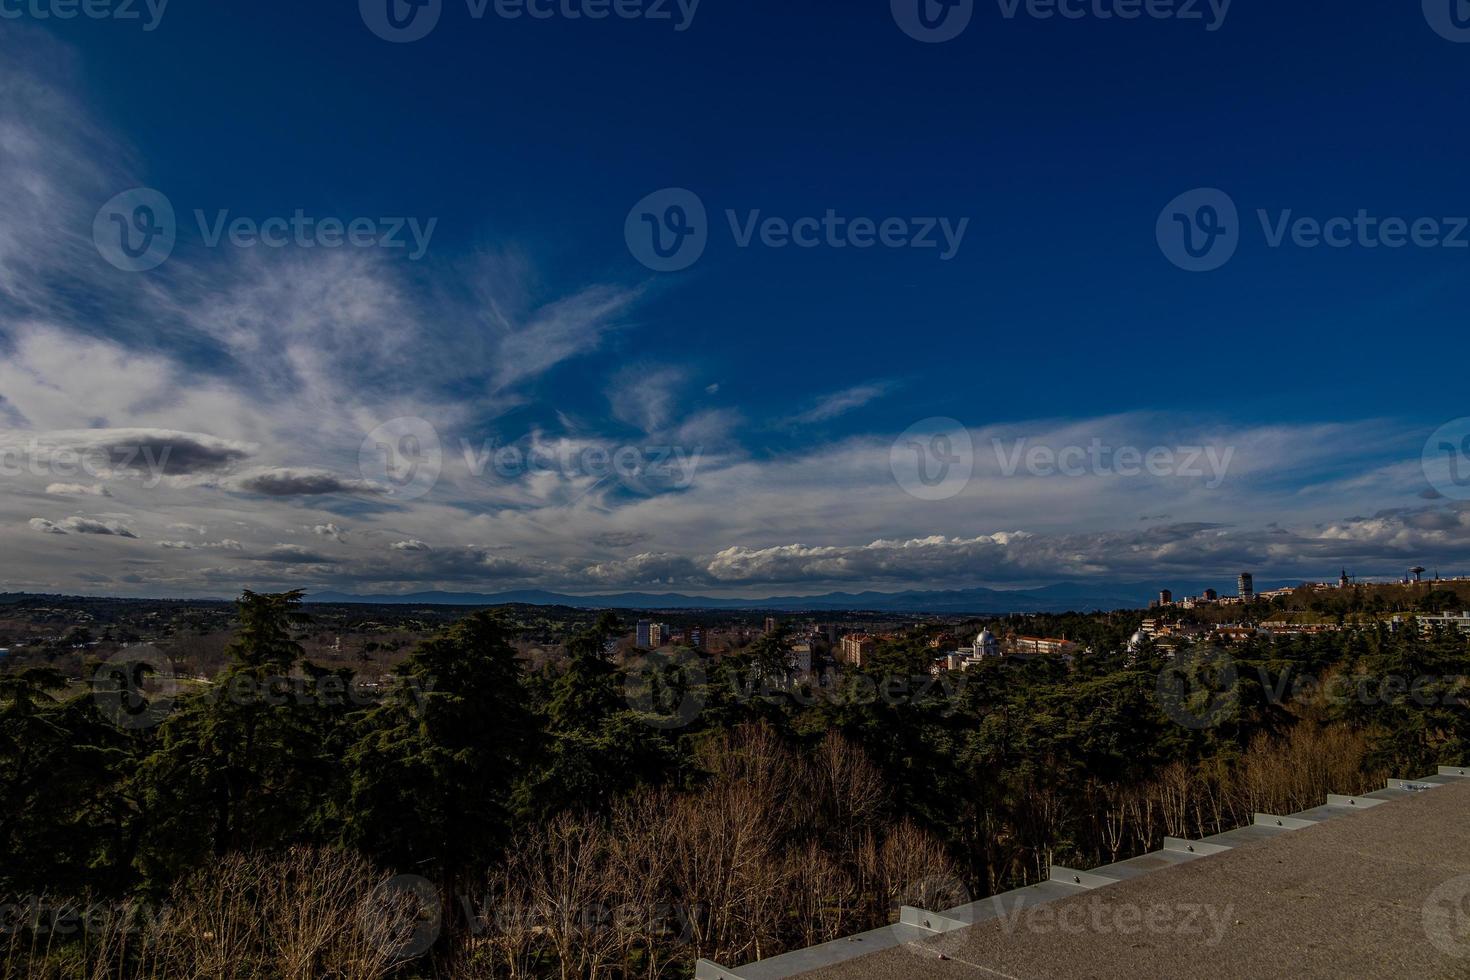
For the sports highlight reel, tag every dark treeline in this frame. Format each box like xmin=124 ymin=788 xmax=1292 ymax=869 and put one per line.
xmin=1 ymin=591 xmax=1466 ymax=978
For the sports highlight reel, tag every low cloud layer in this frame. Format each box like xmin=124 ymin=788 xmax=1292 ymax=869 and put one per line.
xmin=30 ymin=516 xmax=137 ymax=538
xmin=230 ymin=469 xmax=384 ymax=498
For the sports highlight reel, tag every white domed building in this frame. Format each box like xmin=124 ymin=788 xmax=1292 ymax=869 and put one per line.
xmin=939 ymin=627 xmax=1001 ymax=671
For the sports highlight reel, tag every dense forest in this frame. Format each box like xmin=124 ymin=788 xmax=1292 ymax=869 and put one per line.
xmin=2 ymin=591 xmax=1466 ymax=978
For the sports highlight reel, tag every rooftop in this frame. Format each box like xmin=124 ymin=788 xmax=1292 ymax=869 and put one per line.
xmin=697 ymin=768 xmax=1470 ymax=980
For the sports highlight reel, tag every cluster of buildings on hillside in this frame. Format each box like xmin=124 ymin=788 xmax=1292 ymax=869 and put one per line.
xmin=1131 ymin=618 xmax=1300 ymax=655
xmin=634 ymin=617 xmax=852 ymax=652
xmin=618 ymin=566 xmax=1470 ymax=680
xmin=1155 ymin=567 xmax=1468 ymax=611
xmin=831 ymin=626 xmax=1079 ymax=673
xmin=1418 ymin=611 xmax=1470 ymax=631
xmin=926 ymin=628 xmax=1078 ymax=672
xmin=633 ymin=616 xmax=850 ymax=673
xmin=1153 ymin=572 xmax=1273 ymax=609
xmin=634 ymin=620 xmax=707 ymax=651
xmin=1132 ymin=607 xmax=1470 ymax=656
xmin=627 ymin=614 xmax=1083 ymax=677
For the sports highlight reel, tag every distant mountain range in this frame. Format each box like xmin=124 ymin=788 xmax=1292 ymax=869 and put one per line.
xmin=304 ymin=580 xmax=1265 ymax=614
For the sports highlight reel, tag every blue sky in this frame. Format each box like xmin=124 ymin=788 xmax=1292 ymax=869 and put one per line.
xmin=1 ymin=2 xmax=1468 ymax=597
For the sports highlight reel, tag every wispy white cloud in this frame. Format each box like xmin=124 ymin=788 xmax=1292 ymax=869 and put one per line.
xmin=607 ymin=364 xmax=686 ymax=433
xmin=783 ymin=380 xmax=898 ymax=426
xmin=46 ymin=482 xmax=111 ymax=497
xmin=312 ymin=523 xmax=347 ymax=542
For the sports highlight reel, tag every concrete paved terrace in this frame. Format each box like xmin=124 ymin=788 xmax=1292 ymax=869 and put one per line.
xmin=696 ymin=767 xmax=1470 ymax=980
